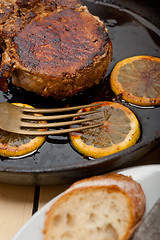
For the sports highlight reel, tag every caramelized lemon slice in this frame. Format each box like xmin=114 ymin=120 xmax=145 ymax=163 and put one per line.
xmin=110 ymin=56 xmax=160 ymax=106
xmin=70 ymin=101 xmax=140 ymax=158
xmin=0 ymin=103 xmax=46 ymax=158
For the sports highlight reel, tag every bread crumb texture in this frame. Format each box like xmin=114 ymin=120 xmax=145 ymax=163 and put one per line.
xmin=43 ymin=186 xmax=134 ymax=240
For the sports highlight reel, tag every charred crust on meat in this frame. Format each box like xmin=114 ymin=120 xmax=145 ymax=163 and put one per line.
xmin=16 ymin=0 xmax=40 ymax=8
xmin=12 ymin=8 xmax=110 ymax=74
xmin=43 ymin=0 xmax=83 ymax=9
xmin=0 ymin=0 xmax=112 ymax=99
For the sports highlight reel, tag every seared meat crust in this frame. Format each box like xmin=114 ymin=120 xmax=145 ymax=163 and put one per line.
xmin=0 ymin=0 xmax=112 ymax=99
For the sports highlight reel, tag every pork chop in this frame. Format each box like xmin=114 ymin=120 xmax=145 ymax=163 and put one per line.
xmin=0 ymin=0 xmax=112 ymax=99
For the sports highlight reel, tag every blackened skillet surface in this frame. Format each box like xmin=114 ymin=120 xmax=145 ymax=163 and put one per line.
xmin=0 ymin=0 xmax=160 ymax=185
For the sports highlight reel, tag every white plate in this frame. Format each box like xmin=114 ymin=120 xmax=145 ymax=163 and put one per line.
xmin=12 ymin=164 xmax=160 ymax=240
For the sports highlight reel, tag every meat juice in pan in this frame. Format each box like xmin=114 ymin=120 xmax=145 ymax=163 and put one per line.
xmin=0 ymin=3 xmax=160 ymax=166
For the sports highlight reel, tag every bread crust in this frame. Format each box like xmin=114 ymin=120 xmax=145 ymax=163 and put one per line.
xmin=43 ymin=173 xmax=146 ymax=240
xmin=70 ymin=173 xmax=146 ymax=225
xmin=43 ymin=185 xmax=134 ymax=240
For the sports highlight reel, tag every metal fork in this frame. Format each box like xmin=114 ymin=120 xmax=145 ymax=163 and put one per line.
xmin=0 ymin=102 xmax=103 ymax=135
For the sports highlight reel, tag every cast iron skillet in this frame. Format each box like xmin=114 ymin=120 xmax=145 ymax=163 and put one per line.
xmin=0 ymin=0 xmax=160 ymax=185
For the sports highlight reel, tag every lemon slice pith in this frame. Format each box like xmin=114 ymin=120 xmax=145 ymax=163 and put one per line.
xmin=70 ymin=101 xmax=140 ymax=159
xmin=0 ymin=103 xmax=46 ymax=158
xmin=110 ymin=56 xmax=160 ymax=106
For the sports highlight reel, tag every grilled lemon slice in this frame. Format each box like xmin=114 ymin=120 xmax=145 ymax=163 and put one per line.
xmin=110 ymin=56 xmax=160 ymax=106
xmin=70 ymin=101 xmax=140 ymax=158
xmin=0 ymin=103 xmax=46 ymax=158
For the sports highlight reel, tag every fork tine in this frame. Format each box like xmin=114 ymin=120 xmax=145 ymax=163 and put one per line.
xmin=22 ymin=109 xmax=102 ymax=121
xmin=22 ymin=103 xmax=101 ymax=114
xmin=18 ymin=123 xmax=103 ymax=135
xmin=21 ymin=116 xmax=102 ymax=128
xmin=0 ymin=102 xmax=103 ymax=136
